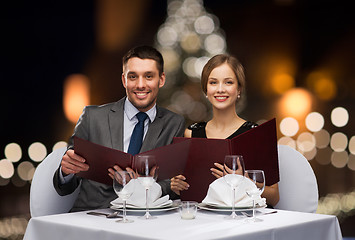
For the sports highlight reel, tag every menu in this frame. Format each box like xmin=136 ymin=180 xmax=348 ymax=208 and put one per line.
xmin=75 ymin=118 xmax=279 ymax=202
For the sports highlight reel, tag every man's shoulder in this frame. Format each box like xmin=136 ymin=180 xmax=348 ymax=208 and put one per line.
xmin=84 ymin=99 xmax=124 ymax=113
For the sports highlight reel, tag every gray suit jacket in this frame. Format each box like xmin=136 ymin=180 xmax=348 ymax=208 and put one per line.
xmin=53 ymin=97 xmax=185 ymax=211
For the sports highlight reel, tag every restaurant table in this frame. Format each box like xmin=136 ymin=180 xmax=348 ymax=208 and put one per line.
xmin=24 ymin=207 xmax=342 ymax=240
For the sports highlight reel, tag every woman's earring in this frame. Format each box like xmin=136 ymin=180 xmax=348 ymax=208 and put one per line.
xmin=237 ymin=94 xmax=241 ymax=99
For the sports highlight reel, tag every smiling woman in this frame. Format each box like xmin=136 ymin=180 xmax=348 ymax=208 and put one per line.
xmin=171 ymin=54 xmax=280 ymax=207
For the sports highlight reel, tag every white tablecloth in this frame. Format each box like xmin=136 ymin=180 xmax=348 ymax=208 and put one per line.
xmin=24 ymin=208 xmax=342 ymax=240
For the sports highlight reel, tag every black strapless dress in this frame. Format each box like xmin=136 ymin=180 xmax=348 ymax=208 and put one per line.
xmin=188 ymin=121 xmax=258 ymax=139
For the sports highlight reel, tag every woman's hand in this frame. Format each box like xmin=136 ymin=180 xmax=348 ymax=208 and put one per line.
xmin=211 ymin=160 xmax=244 ymax=179
xmin=170 ymin=175 xmax=189 ymax=195
xmin=211 ymin=163 xmax=224 ymax=179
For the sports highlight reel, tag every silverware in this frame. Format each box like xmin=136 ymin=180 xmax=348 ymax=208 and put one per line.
xmin=241 ymin=210 xmax=277 ymax=218
xmin=87 ymin=211 xmax=121 ymax=218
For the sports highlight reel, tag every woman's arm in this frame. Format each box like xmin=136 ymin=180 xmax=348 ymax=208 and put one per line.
xmin=262 ymin=183 xmax=279 ymax=207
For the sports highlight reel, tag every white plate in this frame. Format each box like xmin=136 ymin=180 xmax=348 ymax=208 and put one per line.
xmin=198 ymin=203 xmax=266 ymax=212
xmin=110 ymin=202 xmax=179 ymax=212
xmin=111 ymin=201 xmax=172 ymax=209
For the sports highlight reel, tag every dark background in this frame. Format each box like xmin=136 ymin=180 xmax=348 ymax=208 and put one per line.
xmin=1 ymin=0 xmax=354 ymax=238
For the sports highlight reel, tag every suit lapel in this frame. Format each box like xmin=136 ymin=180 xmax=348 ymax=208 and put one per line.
xmin=140 ymin=106 xmax=164 ymax=153
xmin=108 ymin=98 xmax=125 ymax=151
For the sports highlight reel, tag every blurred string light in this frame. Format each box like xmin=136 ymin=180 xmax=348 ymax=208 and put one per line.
xmin=17 ymin=161 xmax=35 ymax=181
xmin=278 ymin=106 xmax=354 ymax=171
xmin=303 ymin=147 xmax=317 ymax=161
xmin=28 ymin=142 xmax=47 ymax=162
xmin=331 ymin=107 xmax=349 ymax=127
xmin=279 ymin=88 xmax=313 ymax=120
xmin=348 ymin=154 xmax=355 ymax=171
xmin=0 ymin=159 xmax=14 ymax=179
xmin=305 ymin=112 xmax=324 ymax=132
xmin=306 ymin=71 xmax=337 ymax=101
xmin=4 ymin=143 xmax=22 ymax=163
xmin=331 ymin=151 xmax=348 ymax=168
xmin=155 ymin=0 xmax=227 ymax=122
xmin=349 ymin=136 xmax=355 ymax=155
xmin=277 ymin=136 xmax=296 ymax=148
xmin=53 ymin=141 xmax=68 ymax=151
xmin=0 ymin=216 xmax=28 ymax=239
xmin=317 ymin=190 xmax=355 ymax=222
xmin=63 ymin=74 xmax=90 ymax=124
xmin=0 ymin=141 xmax=66 ymax=186
xmin=296 ymin=132 xmax=316 ymax=152
xmin=313 ymin=129 xmax=330 ymax=149
xmin=271 ymin=73 xmax=295 ymax=95
xmin=264 ymin=54 xmax=297 ymax=97
xmin=279 ymin=117 xmax=299 ymax=137
xmin=330 ymin=132 xmax=348 ymax=152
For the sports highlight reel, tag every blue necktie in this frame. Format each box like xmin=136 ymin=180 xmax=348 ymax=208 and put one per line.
xmin=127 ymin=112 xmax=148 ymax=155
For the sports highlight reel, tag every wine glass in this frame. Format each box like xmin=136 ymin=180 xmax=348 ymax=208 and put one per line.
xmin=113 ymin=170 xmax=135 ymax=223
xmin=223 ymin=155 xmax=245 ymax=219
xmin=245 ymin=170 xmax=265 ymax=222
xmin=133 ymin=155 xmax=158 ymax=219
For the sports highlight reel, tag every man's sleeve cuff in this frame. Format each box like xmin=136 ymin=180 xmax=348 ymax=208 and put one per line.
xmin=59 ymin=166 xmax=74 ymax=184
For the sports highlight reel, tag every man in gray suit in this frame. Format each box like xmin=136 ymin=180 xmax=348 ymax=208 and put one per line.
xmin=53 ymin=46 xmax=185 ymax=211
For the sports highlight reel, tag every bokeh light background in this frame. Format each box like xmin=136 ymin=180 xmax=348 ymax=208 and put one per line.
xmin=1 ymin=0 xmax=354 ymax=239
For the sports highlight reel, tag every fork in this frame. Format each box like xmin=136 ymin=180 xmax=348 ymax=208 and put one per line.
xmin=87 ymin=211 xmax=121 ymax=218
xmin=241 ymin=210 xmax=277 ymax=218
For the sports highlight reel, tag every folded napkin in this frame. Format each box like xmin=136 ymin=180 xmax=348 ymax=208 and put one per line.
xmin=111 ymin=179 xmax=172 ymax=208
xmin=202 ymin=175 xmax=266 ymax=208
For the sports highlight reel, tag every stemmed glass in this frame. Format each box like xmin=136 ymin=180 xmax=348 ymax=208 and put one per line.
xmin=223 ymin=155 xmax=245 ymax=219
xmin=245 ymin=170 xmax=265 ymax=222
xmin=113 ymin=170 xmax=135 ymax=223
xmin=134 ymin=155 xmax=158 ymax=220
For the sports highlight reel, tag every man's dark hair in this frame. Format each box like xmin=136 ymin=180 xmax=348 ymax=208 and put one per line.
xmin=122 ymin=46 xmax=164 ymax=75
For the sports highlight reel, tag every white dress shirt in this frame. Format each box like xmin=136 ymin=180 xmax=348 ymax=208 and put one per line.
xmin=123 ymin=98 xmax=156 ymax=152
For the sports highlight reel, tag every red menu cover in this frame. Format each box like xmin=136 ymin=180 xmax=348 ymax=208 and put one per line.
xmin=74 ymin=118 xmax=279 ymax=202
xmin=74 ymin=136 xmax=191 ymax=185
xmin=177 ymin=118 xmax=279 ymax=202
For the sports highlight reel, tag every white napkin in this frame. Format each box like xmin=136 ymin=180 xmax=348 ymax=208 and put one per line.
xmin=110 ymin=179 xmax=172 ymax=208
xmin=202 ymin=175 xmax=266 ymax=208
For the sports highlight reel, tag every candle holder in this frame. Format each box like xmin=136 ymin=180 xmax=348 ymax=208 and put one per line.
xmin=179 ymin=201 xmax=198 ymax=220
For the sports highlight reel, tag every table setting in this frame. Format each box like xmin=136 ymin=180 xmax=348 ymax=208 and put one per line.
xmin=89 ymin=153 xmax=289 ymax=223
xmin=106 ymin=154 xmax=270 ymax=222
xmin=110 ymin=181 xmax=178 ymax=212
xmin=199 ymin=155 xmax=267 ymax=222
xmin=23 ymin=154 xmax=343 ymax=240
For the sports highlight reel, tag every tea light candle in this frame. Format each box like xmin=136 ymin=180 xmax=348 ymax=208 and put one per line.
xmin=181 ymin=210 xmax=195 ymax=220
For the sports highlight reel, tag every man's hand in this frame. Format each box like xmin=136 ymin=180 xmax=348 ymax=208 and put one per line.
xmin=170 ymin=175 xmax=189 ymax=195
xmin=108 ymin=165 xmax=137 ymax=182
xmin=61 ymin=149 xmax=89 ymax=175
